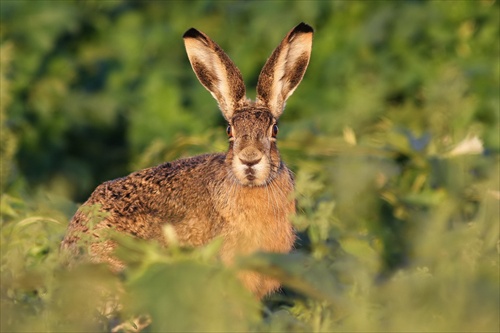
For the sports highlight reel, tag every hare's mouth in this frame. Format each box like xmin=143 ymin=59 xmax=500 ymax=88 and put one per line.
xmin=242 ymin=167 xmax=257 ymax=184
xmin=245 ymin=172 xmax=256 ymax=182
xmin=232 ymin=155 xmax=270 ymax=186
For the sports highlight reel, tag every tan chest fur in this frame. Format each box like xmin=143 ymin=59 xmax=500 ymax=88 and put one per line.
xmin=216 ymin=174 xmax=295 ymax=265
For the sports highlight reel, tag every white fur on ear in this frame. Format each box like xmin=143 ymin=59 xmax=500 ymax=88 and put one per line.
xmin=256 ymin=23 xmax=314 ymax=118
xmin=184 ymin=28 xmax=246 ymax=119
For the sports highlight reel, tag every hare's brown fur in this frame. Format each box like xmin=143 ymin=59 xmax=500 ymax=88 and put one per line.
xmin=61 ymin=23 xmax=313 ymax=298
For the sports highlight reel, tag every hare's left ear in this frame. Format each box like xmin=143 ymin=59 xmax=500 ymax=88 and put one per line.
xmin=256 ymin=23 xmax=313 ymax=118
xmin=183 ymin=28 xmax=247 ymax=120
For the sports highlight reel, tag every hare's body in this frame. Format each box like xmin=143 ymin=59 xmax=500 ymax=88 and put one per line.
xmin=61 ymin=23 xmax=313 ymax=298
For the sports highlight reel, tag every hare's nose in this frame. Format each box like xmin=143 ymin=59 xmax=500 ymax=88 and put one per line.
xmin=239 ymin=157 xmax=262 ymax=167
xmin=238 ymin=147 xmax=263 ymax=166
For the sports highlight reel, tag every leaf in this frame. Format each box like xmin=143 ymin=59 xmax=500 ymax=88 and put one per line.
xmin=237 ymin=252 xmax=348 ymax=306
xmin=124 ymin=261 xmax=259 ymax=332
xmin=446 ymin=135 xmax=484 ymax=157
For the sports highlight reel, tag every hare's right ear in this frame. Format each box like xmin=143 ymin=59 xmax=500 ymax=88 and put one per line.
xmin=183 ymin=28 xmax=247 ymax=120
xmin=256 ymin=23 xmax=313 ymax=118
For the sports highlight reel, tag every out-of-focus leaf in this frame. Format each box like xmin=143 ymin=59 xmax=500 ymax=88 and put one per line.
xmin=124 ymin=261 xmax=260 ymax=332
xmin=238 ymin=252 xmax=347 ymax=306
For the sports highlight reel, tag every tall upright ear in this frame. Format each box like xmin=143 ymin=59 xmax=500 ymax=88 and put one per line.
xmin=256 ymin=23 xmax=313 ymax=118
xmin=183 ymin=28 xmax=247 ymax=120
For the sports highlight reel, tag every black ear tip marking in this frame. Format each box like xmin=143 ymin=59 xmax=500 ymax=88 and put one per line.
xmin=294 ymin=22 xmax=314 ymax=34
xmin=183 ymin=28 xmax=203 ymax=39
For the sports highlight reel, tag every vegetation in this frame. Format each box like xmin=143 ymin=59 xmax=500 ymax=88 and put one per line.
xmin=1 ymin=1 xmax=499 ymax=331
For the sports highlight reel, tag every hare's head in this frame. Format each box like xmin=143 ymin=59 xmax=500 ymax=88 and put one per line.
xmin=183 ymin=23 xmax=313 ymax=186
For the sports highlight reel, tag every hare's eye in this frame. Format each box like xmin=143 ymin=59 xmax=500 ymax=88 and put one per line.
xmin=271 ymin=124 xmax=279 ymax=137
xmin=226 ymin=125 xmax=232 ymax=137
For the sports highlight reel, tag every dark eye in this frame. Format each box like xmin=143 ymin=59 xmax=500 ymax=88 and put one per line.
xmin=226 ymin=125 xmax=232 ymax=137
xmin=272 ymin=124 xmax=279 ymax=137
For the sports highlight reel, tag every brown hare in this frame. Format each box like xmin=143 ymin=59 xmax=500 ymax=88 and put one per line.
xmin=61 ymin=22 xmax=314 ymax=298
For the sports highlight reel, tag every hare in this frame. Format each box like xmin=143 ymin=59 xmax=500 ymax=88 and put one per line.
xmin=61 ymin=22 xmax=313 ymax=298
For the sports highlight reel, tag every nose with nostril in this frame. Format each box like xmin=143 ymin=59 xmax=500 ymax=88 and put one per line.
xmin=239 ymin=157 xmax=262 ymax=167
xmin=238 ymin=146 xmax=263 ymax=167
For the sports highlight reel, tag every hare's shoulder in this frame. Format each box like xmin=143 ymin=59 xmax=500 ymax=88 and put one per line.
xmin=86 ymin=153 xmax=225 ymax=204
xmin=146 ymin=153 xmax=226 ymax=178
xmin=92 ymin=152 xmax=224 ymax=194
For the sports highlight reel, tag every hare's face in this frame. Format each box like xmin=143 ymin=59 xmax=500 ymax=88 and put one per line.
xmin=227 ymin=108 xmax=280 ymax=186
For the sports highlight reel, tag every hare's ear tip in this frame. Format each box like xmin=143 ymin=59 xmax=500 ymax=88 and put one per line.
xmin=294 ymin=22 xmax=314 ymax=34
xmin=293 ymin=22 xmax=314 ymax=33
xmin=183 ymin=28 xmax=202 ymax=39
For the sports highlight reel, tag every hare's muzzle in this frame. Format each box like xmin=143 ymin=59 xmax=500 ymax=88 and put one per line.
xmin=232 ymin=145 xmax=270 ymax=186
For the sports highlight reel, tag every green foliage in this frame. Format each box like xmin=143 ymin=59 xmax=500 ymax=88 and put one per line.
xmin=0 ymin=42 xmax=17 ymax=193
xmin=1 ymin=1 xmax=499 ymax=332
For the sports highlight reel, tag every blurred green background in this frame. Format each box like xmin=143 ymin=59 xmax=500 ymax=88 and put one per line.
xmin=1 ymin=1 xmax=499 ymax=332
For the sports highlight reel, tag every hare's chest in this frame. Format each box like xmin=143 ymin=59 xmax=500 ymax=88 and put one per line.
xmin=218 ymin=187 xmax=295 ymax=264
